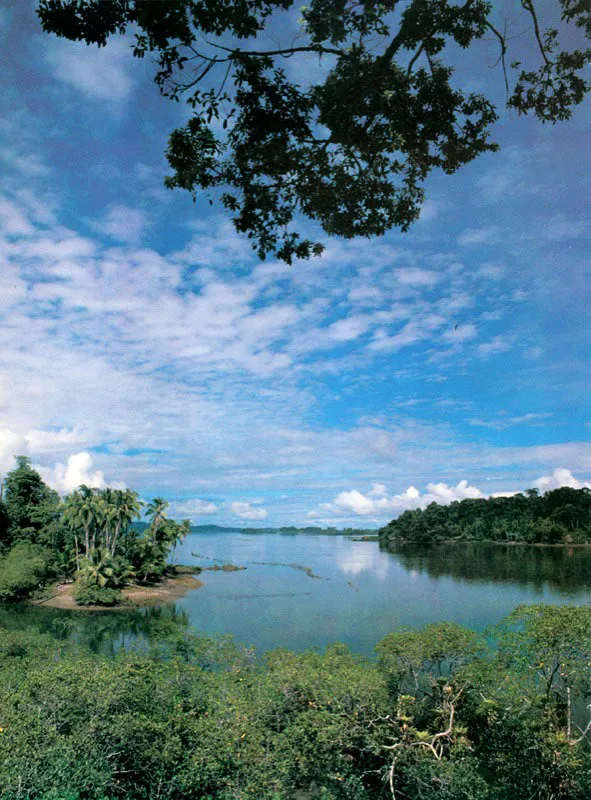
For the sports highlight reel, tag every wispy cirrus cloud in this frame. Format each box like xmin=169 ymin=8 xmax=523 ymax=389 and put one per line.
xmin=469 ymin=412 xmax=552 ymax=431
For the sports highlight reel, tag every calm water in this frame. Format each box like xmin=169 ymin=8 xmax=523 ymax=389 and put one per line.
xmin=1 ymin=533 xmax=590 ymax=656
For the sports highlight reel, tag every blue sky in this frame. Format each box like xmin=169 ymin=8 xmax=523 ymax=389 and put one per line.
xmin=0 ymin=2 xmax=589 ymax=527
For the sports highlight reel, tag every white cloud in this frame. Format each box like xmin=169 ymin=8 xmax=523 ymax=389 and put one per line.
xmin=524 ymin=346 xmax=543 ymax=360
xmin=442 ymin=323 xmax=477 ymax=343
xmin=477 ymin=147 xmax=529 ymax=202
xmin=478 ymin=336 xmax=512 ymax=357
xmin=93 ymin=204 xmax=146 ymax=244
xmin=25 ymin=426 xmax=88 ymax=452
xmin=171 ymin=498 xmax=219 ymax=518
xmin=327 ymin=315 xmax=370 ymax=342
xmin=417 ymin=198 xmax=441 ymax=223
xmin=370 ymin=313 xmax=446 ymax=352
xmin=0 ymin=429 xmax=26 ymax=474
xmin=534 ymin=468 xmax=591 ymax=492
xmin=318 ymin=479 xmax=483 ymax=518
xmin=229 ymin=501 xmax=268 ymax=521
xmin=396 ymin=267 xmax=441 ymax=287
xmin=544 ymin=214 xmax=588 ymax=242
xmin=477 ymin=262 xmax=505 ymax=280
xmin=40 ymin=452 xmax=108 ymax=494
xmin=457 ymin=227 xmax=498 ymax=246
xmin=469 ymin=413 xmax=551 ymax=431
xmin=44 ymin=36 xmax=134 ymax=103
xmin=0 ymin=196 xmax=35 ymax=236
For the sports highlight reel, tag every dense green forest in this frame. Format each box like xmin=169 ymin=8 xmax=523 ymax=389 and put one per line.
xmin=0 ymin=604 xmax=590 ymax=799
xmin=379 ymin=487 xmax=591 ymax=546
xmin=0 ymin=457 xmax=189 ymax=606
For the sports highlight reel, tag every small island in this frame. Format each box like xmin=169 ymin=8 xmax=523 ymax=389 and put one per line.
xmin=0 ymin=457 xmax=201 ymax=609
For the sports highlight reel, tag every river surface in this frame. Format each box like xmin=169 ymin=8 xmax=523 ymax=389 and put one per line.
xmin=1 ymin=532 xmax=590 ymax=656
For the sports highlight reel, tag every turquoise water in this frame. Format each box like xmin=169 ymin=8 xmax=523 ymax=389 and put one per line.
xmin=1 ymin=533 xmax=590 ymax=655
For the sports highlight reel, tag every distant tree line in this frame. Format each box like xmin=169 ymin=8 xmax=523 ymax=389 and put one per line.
xmin=379 ymin=487 xmax=591 ymax=546
xmin=242 ymin=526 xmax=373 ymax=535
xmin=0 ymin=456 xmax=189 ymax=605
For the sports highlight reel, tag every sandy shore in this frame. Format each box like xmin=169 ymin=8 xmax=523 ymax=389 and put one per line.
xmin=33 ymin=572 xmax=204 ymax=612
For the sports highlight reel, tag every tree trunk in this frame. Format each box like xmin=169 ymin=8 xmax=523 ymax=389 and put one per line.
xmin=111 ymin=522 xmax=121 ymax=558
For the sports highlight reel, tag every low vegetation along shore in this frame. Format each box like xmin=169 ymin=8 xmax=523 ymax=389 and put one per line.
xmin=33 ymin=569 xmax=204 ymax=611
xmin=0 ymin=457 xmax=196 ymax=609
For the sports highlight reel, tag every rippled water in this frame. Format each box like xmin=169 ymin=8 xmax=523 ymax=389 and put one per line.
xmin=2 ymin=533 xmax=590 ymax=655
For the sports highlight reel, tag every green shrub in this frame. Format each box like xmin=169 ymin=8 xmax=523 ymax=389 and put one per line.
xmin=73 ymin=577 xmax=123 ymax=607
xmin=0 ymin=542 xmax=51 ymax=601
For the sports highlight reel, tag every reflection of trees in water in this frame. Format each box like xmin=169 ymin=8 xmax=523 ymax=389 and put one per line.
xmin=0 ymin=603 xmax=190 ymax=654
xmin=383 ymin=542 xmax=591 ymax=593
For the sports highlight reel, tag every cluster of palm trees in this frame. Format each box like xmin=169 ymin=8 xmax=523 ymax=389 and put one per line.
xmin=62 ymin=488 xmax=189 ymax=586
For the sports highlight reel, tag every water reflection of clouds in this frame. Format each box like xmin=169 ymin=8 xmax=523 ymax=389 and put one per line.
xmin=336 ymin=544 xmax=390 ymax=580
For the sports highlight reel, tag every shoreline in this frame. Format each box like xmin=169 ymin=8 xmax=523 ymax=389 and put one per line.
xmin=382 ymin=538 xmax=591 ymax=548
xmin=32 ymin=571 xmax=204 ymax=612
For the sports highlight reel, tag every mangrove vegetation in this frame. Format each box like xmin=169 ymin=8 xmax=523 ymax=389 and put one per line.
xmin=0 ymin=604 xmax=590 ymax=799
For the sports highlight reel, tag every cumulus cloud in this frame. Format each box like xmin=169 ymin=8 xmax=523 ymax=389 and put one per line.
xmin=171 ymin=498 xmax=219 ymax=519
xmin=327 ymin=315 xmax=370 ymax=342
xmin=229 ymin=501 xmax=268 ymax=521
xmin=318 ymin=480 xmax=483 ymax=518
xmin=0 ymin=429 xmax=26 ymax=474
xmin=25 ymin=426 xmax=88 ymax=452
xmin=534 ymin=468 xmax=591 ymax=492
xmin=93 ymin=204 xmax=146 ymax=244
xmin=316 ymin=469 xmax=591 ymax=523
xmin=395 ymin=267 xmax=442 ymax=287
xmin=40 ymin=452 xmax=108 ymax=494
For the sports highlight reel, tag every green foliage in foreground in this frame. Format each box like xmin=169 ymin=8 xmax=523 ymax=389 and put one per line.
xmin=0 ymin=605 xmax=590 ymax=800
xmin=380 ymin=486 xmax=591 ymax=545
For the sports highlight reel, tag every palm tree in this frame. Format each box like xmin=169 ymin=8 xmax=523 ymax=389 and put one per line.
xmin=109 ymin=489 xmax=143 ymax=557
xmin=146 ymin=497 xmax=169 ymax=546
xmin=63 ymin=486 xmax=99 ymax=561
xmin=99 ymin=487 xmax=116 ymax=552
xmin=62 ymin=495 xmax=82 ymax=571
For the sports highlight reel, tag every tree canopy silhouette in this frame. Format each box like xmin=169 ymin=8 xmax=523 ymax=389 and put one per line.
xmin=38 ymin=1 xmax=591 ymax=261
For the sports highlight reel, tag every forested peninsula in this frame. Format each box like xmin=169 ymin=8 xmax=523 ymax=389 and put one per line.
xmin=0 ymin=457 xmax=195 ymax=607
xmin=379 ymin=487 xmax=591 ymax=546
